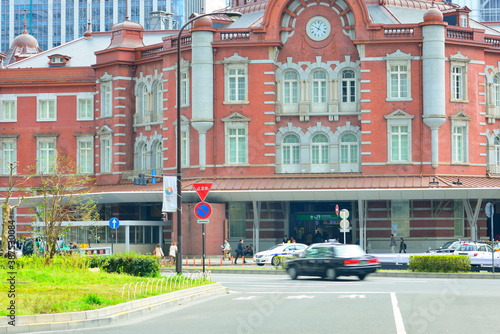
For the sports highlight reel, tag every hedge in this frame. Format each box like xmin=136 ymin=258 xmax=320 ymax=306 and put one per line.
xmin=89 ymin=251 xmax=160 ymax=277
xmin=408 ymin=255 xmax=471 ymax=273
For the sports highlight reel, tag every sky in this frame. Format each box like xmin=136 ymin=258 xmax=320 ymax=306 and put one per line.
xmin=205 ymin=0 xmax=228 ymax=13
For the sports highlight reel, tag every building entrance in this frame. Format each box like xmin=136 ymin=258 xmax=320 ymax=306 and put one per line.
xmin=289 ymin=201 xmax=353 ymax=245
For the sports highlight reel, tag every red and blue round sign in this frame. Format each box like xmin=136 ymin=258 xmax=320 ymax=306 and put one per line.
xmin=194 ymin=202 xmax=212 ymax=219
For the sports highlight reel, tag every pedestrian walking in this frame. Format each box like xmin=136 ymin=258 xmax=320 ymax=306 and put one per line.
xmin=169 ymin=242 xmax=177 ymax=265
xmin=222 ymin=239 xmax=231 ymax=261
xmin=390 ymin=234 xmax=397 ymax=253
xmin=153 ymin=244 xmax=165 ymax=265
xmin=234 ymin=239 xmax=246 ymax=264
xmin=399 ymin=238 xmax=407 ymax=253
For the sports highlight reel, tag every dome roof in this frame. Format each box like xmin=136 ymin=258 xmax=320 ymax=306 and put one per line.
xmin=110 ymin=19 xmax=144 ymax=32
xmin=423 ymin=7 xmax=443 ymax=22
xmin=193 ymin=16 xmax=213 ymax=28
xmin=11 ymin=30 xmax=39 ymax=49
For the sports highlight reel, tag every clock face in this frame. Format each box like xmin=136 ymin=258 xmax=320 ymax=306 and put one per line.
xmin=306 ymin=16 xmax=331 ymax=42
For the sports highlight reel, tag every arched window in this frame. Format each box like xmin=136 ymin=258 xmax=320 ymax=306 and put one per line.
xmin=311 ymin=133 xmax=328 ymax=164
xmin=153 ymin=81 xmax=163 ymax=114
xmin=493 ymin=75 xmax=500 ymax=107
xmin=283 ymin=70 xmax=299 ymax=104
xmin=312 ymin=70 xmax=327 ymax=103
xmin=282 ymin=134 xmax=300 ymax=164
xmin=152 ymin=141 xmax=162 ymax=171
xmin=341 ymin=69 xmax=356 ymax=103
xmin=495 ymin=137 xmax=500 ymax=166
xmin=138 ymin=142 xmax=148 ymax=169
xmin=137 ymin=83 xmax=148 ymax=114
xmin=340 ymin=133 xmax=359 ymax=163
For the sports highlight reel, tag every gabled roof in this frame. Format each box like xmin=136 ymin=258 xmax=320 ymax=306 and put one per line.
xmin=6 ymin=31 xmax=167 ymax=69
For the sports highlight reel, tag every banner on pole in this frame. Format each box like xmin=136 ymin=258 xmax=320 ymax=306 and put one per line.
xmin=162 ymin=176 xmax=177 ymax=212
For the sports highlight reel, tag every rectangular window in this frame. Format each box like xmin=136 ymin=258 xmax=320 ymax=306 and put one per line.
xmin=101 ymin=138 xmax=112 ymax=173
xmin=1 ymin=140 xmax=16 ymax=174
xmin=391 ymin=125 xmax=409 ymax=161
xmin=38 ymin=139 xmax=56 ymax=174
xmin=228 ymin=68 xmax=246 ymax=102
xmin=391 ymin=200 xmax=409 ymax=237
xmin=181 ymin=72 xmax=189 ymax=106
xmin=284 ymin=81 xmax=298 ymax=104
xmin=1 ymin=101 xmax=16 ymax=121
xmin=78 ymin=139 xmax=93 ymax=174
xmin=39 ymin=100 xmax=56 ymax=121
xmin=312 ymin=81 xmax=327 ymax=103
xmin=101 ymin=82 xmax=112 ymax=117
xmin=78 ymin=99 xmax=93 ymax=120
xmin=390 ymin=65 xmax=408 ymax=99
xmin=283 ymin=145 xmax=299 ymax=164
xmin=454 ymin=200 xmax=464 ymax=237
xmin=453 ymin=126 xmax=464 ymax=162
xmin=229 ymin=202 xmax=247 ymax=238
xmin=228 ymin=128 xmax=246 ymax=164
xmin=181 ymin=130 xmax=189 ymax=166
xmin=452 ymin=66 xmax=465 ymax=100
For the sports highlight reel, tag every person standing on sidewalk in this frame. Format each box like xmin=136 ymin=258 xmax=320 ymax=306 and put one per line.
xmin=390 ymin=234 xmax=397 ymax=253
xmin=223 ymin=239 xmax=231 ymax=261
xmin=234 ymin=239 xmax=246 ymax=264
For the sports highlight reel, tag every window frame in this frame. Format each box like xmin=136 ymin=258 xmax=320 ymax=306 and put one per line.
xmin=311 ymin=69 xmax=328 ymax=104
xmin=223 ymin=113 xmax=250 ymax=165
xmin=450 ymin=111 xmax=471 ymax=164
xmin=385 ymin=110 xmax=414 ymax=163
xmin=385 ymin=50 xmax=412 ymax=101
xmin=37 ymin=98 xmax=57 ymax=121
xmin=340 ymin=133 xmax=359 ymax=164
xmin=77 ymin=98 xmax=93 ymax=120
xmin=341 ymin=69 xmax=356 ymax=103
xmin=0 ymin=99 xmax=17 ymax=122
xmin=100 ymin=135 xmax=112 ymax=173
xmin=223 ymin=55 xmax=250 ymax=104
xmin=282 ymin=134 xmax=300 ymax=165
xmin=449 ymin=53 xmax=469 ymax=103
xmin=311 ymin=133 xmax=329 ymax=164
xmin=283 ymin=70 xmax=299 ymax=104
xmin=36 ymin=136 xmax=57 ymax=174
xmin=76 ymin=136 xmax=94 ymax=174
xmin=180 ymin=71 xmax=189 ymax=107
xmin=0 ymin=137 xmax=17 ymax=175
xmin=100 ymin=79 xmax=113 ymax=118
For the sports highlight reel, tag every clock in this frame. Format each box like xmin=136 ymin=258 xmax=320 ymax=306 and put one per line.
xmin=306 ymin=16 xmax=331 ymax=42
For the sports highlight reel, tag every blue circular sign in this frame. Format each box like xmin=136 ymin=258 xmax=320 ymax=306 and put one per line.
xmin=109 ymin=218 xmax=120 ymax=229
xmin=194 ymin=202 xmax=212 ymax=219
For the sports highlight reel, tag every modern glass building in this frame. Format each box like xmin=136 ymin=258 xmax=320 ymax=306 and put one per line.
xmin=445 ymin=0 xmax=500 ymax=22
xmin=0 ymin=0 xmax=203 ymax=52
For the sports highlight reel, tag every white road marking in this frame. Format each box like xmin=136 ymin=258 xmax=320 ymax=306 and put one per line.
xmin=338 ymin=294 xmax=365 ymax=299
xmin=286 ymin=295 xmax=315 ymax=299
xmin=390 ymin=292 xmax=407 ymax=334
xmin=233 ymin=296 xmax=257 ymax=300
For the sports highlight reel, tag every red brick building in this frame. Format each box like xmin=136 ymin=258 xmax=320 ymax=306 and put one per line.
xmin=2 ymin=0 xmax=500 ymax=255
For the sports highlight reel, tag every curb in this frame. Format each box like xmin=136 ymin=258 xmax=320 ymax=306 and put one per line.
xmin=168 ymin=267 xmax=500 ymax=279
xmin=0 ymin=283 xmax=228 ymax=334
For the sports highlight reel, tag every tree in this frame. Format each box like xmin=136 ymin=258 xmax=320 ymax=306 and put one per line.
xmin=1 ymin=162 xmax=29 ymax=255
xmin=27 ymin=153 xmax=99 ymax=264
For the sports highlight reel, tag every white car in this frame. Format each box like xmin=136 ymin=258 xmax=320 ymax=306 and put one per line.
xmin=453 ymin=243 xmax=500 ymax=259
xmin=253 ymin=243 xmax=307 ymax=266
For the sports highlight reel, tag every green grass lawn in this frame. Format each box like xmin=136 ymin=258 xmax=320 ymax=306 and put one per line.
xmin=0 ymin=255 xmax=212 ymax=316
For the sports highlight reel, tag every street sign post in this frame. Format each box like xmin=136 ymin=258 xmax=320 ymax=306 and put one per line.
xmin=109 ymin=218 xmax=119 ymax=254
xmin=193 ymin=202 xmax=212 ymax=275
xmin=486 ymin=202 xmax=495 ymax=274
xmin=339 ymin=209 xmax=350 ymax=244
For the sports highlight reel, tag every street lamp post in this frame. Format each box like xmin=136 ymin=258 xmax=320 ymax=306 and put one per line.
xmin=175 ymin=11 xmax=241 ymax=274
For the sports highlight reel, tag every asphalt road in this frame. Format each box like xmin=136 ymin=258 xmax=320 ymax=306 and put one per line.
xmin=44 ymin=273 xmax=500 ymax=334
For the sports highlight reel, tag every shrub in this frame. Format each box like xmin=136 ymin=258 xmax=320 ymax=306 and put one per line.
xmin=89 ymin=251 xmax=159 ymax=277
xmin=409 ymin=255 xmax=471 ymax=272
